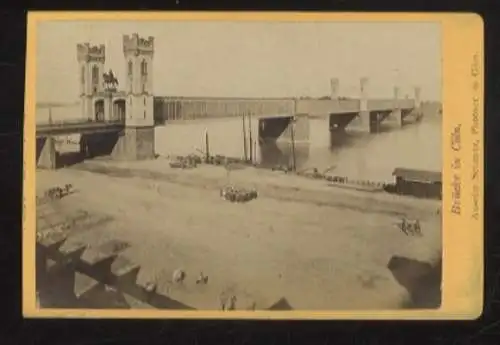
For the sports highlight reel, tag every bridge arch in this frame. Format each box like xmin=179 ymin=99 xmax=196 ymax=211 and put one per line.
xmin=112 ymin=97 xmax=126 ymax=122
xmin=94 ymin=98 xmax=105 ymax=122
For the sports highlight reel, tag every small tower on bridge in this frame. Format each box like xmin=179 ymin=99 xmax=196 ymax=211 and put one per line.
xmin=413 ymin=86 xmax=423 ymax=119
xmin=414 ymin=86 xmax=422 ymax=108
xmin=330 ymin=78 xmax=339 ymax=100
xmin=359 ymin=77 xmax=369 ymax=112
xmin=123 ymin=33 xmax=155 ymax=127
xmin=77 ymin=43 xmax=106 ymax=121
xmin=349 ymin=77 xmax=374 ymax=133
xmin=394 ymin=85 xmax=400 ymax=102
xmin=390 ymin=85 xmax=403 ymax=127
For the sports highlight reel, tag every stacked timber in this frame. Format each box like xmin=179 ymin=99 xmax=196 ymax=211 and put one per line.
xmin=169 ymin=155 xmax=201 ymax=169
xmin=220 ymin=185 xmax=258 ymax=203
xmin=36 ymin=184 xmax=73 ymax=204
xmin=271 ymin=165 xmax=292 ymax=173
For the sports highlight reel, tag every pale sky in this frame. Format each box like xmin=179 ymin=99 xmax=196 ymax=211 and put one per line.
xmin=35 ymin=21 xmax=441 ymax=103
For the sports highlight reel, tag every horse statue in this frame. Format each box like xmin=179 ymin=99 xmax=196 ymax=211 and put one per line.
xmin=103 ymin=69 xmax=119 ymax=90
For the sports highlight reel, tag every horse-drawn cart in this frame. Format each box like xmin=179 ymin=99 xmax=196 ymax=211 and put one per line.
xmin=397 ymin=218 xmax=422 ymax=237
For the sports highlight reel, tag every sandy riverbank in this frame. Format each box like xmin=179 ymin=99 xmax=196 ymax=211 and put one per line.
xmin=36 ymin=158 xmax=442 ymax=310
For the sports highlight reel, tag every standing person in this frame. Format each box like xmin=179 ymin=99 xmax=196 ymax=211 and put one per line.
xmin=219 ymin=293 xmax=228 ymax=311
xmin=401 ymin=218 xmax=408 ymax=235
xmin=227 ymin=295 xmax=237 ymax=310
xmin=414 ymin=220 xmax=422 ymax=236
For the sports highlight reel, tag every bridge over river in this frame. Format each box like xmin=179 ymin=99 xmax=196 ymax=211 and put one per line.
xmin=35 ymin=97 xmax=421 ymax=170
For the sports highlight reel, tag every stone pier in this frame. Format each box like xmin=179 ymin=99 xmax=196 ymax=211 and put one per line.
xmin=257 ymin=113 xmax=310 ymax=169
xmin=36 ymin=136 xmax=57 ymax=170
xmin=258 ymin=113 xmax=310 ymax=144
xmin=277 ymin=113 xmax=310 ymax=144
xmin=349 ymin=77 xmax=377 ymax=133
xmin=111 ymin=127 xmax=156 ymax=161
xmin=386 ymin=86 xmax=403 ymax=127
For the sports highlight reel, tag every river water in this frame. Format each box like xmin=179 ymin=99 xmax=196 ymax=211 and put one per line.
xmin=155 ymin=116 xmax=442 ymax=183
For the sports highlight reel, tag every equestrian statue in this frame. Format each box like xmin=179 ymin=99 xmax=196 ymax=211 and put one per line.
xmin=103 ymin=69 xmax=119 ymax=91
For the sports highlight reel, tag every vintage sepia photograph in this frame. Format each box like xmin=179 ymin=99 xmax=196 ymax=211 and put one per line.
xmin=32 ymin=18 xmax=444 ymax=313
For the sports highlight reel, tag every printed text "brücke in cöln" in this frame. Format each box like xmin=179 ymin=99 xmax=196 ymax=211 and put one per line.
xmin=451 ymin=124 xmax=462 ymax=215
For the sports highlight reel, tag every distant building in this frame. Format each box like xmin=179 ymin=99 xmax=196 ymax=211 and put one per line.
xmin=392 ymin=168 xmax=442 ymax=200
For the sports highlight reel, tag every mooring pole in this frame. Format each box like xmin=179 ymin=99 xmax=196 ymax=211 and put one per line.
xmin=254 ymin=139 xmax=257 ymax=165
xmin=174 ymin=98 xmax=178 ymax=120
xmin=290 ymin=116 xmax=297 ymax=172
xmin=248 ymin=112 xmax=253 ymax=163
xmin=204 ymin=128 xmax=210 ymax=161
xmin=242 ymin=109 xmax=248 ymax=161
xmin=48 ymin=107 xmax=53 ymax=125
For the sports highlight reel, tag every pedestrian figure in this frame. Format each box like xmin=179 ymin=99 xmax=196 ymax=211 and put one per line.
xmin=401 ymin=218 xmax=408 ymax=236
xmin=64 ymin=184 xmax=73 ymax=194
xmin=247 ymin=302 xmax=257 ymax=310
xmin=144 ymin=281 xmax=157 ymax=303
xmin=414 ymin=220 xmax=422 ymax=236
xmin=196 ymin=271 xmax=208 ymax=285
xmin=172 ymin=269 xmax=186 ymax=284
xmin=219 ymin=293 xmax=228 ymax=311
xmin=227 ymin=295 xmax=237 ymax=310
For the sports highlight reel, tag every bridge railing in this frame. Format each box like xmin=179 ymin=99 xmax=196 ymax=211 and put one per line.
xmin=367 ymin=99 xmax=416 ymax=112
xmin=37 ymin=119 xmax=124 ymax=129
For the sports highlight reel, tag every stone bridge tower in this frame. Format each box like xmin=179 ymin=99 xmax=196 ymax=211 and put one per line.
xmin=112 ymin=33 xmax=155 ymax=160
xmin=77 ymin=43 xmax=106 ymax=121
xmin=123 ymin=33 xmax=154 ymax=127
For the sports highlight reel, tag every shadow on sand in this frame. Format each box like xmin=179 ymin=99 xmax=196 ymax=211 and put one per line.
xmin=38 ymin=255 xmax=441 ymax=311
xmin=38 ymin=264 xmax=194 ymax=310
xmin=387 ymin=255 xmax=442 ymax=309
xmin=267 ymin=297 xmax=294 ymax=311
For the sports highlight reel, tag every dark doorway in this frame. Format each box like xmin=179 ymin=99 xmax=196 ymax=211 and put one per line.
xmin=113 ymin=99 xmax=126 ymax=122
xmin=95 ymin=100 xmax=105 ymax=122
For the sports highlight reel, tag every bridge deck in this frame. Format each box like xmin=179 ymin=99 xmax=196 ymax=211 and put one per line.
xmin=36 ymin=97 xmax=416 ymax=135
xmin=294 ymin=99 xmax=415 ymax=116
xmin=36 ymin=120 xmax=124 ymax=137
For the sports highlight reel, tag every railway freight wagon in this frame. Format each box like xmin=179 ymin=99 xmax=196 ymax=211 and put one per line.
xmin=153 ymin=97 xmax=295 ymax=123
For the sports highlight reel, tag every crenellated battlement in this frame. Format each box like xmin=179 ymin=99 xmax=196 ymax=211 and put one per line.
xmin=123 ymin=33 xmax=155 ymax=55
xmin=77 ymin=43 xmax=106 ymax=62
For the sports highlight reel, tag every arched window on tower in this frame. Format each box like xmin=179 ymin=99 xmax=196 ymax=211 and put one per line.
xmin=128 ymin=60 xmax=133 ymax=77
xmin=92 ymin=65 xmax=99 ymax=87
xmin=141 ymin=60 xmax=148 ymax=76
